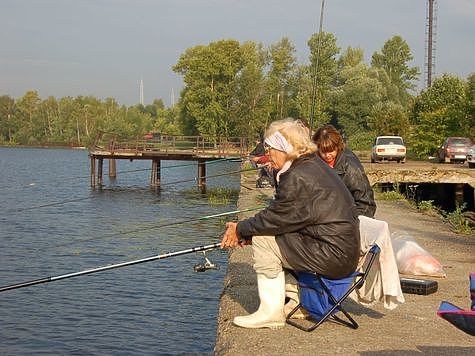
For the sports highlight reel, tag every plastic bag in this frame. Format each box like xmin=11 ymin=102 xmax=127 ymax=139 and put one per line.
xmin=391 ymin=231 xmax=446 ymax=278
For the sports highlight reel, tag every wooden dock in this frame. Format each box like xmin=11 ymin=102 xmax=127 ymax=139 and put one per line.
xmin=88 ymin=133 xmax=474 ymax=211
xmin=88 ymin=132 xmax=248 ymax=189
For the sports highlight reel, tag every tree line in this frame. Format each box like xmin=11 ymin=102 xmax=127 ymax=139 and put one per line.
xmin=1 ymin=33 xmax=474 ymax=157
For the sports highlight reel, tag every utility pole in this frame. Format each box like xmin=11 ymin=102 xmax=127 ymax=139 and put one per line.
xmin=309 ymin=0 xmax=325 ymax=132
xmin=425 ymin=0 xmax=437 ymax=88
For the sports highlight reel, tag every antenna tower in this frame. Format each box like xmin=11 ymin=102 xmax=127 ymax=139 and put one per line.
xmin=139 ymin=78 xmax=144 ymax=105
xmin=425 ymin=0 xmax=438 ymax=88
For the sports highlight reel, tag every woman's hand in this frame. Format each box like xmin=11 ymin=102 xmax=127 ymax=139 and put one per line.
xmin=220 ymin=222 xmax=240 ymax=249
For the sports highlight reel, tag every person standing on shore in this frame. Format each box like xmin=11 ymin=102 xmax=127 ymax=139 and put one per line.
xmin=220 ymin=118 xmax=360 ymax=329
xmin=249 ymin=134 xmax=275 ymax=188
xmin=312 ymin=124 xmax=376 ymax=218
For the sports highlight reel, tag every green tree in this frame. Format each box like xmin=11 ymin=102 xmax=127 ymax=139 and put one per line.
xmin=465 ymin=73 xmax=475 ymax=139
xmin=38 ymin=96 xmax=60 ymax=142
xmin=265 ymin=37 xmax=298 ymax=122
xmin=307 ymin=31 xmax=340 ymax=129
xmin=289 ymin=64 xmax=313 ymax=121
xmin=0 ymin=95 xmax=16 ymax=143
xmin=14 ymin=91 xmax=41 ymax=144
xmin=152 ymin=104 xmax=181 ymax=135
xmin=410 ymin=74 xmax=469 ymax=157
xmin=410 ymin=109 xmax=449 ymax=158
xmin=337 ymin=46 xmax=364 ymax=70
xmin=56 ymin=96 xmax=80 ymax=144
xmin=371 ymin=35 xmax=419 ymax=105
xmin=330 ymin=64 xmax=385 ymax=149
xmin=228 ymin=41 xmax=268 ymax=139
xmin=369 ymin=101 xmax=410 ymax=137
xmin=173 ymin=40 xmax=243 ymax=137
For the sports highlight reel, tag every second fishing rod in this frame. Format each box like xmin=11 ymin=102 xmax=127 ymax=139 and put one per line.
xmin=52 ymin=205 xmax=266 ymax=250
xmin=8 ymin=165 xmax=259 ymax=213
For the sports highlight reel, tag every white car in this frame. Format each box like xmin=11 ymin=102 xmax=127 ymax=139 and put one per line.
xmin=467 ymin=145 xmax=475 ymax=168
xmin=371 ymin=136 xmax=406 ymax=163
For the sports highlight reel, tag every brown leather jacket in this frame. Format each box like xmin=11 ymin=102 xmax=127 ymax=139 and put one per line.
xmin=237 ymin=154 xmax=360 ymax=279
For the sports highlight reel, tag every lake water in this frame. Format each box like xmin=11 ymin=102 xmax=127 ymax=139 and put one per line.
xmin=0 ymin=147 xmax=241 ymax=354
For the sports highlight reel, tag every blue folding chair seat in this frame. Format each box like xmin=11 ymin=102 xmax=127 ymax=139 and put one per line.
xmin=286 ymin=244 xmax=380 ymax=332
xmin=437 ymin=272 xmax=475 ymax=336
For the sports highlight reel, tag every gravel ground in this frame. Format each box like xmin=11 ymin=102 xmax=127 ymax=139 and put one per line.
xmin=214 ymin=174 xmax=475 ymax=356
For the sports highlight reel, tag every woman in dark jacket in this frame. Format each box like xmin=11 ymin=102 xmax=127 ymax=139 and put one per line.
xmin=221 ymin=118 xmax=360 ymax=329
xmin=313 ymin=124 xmax=376 ymax=218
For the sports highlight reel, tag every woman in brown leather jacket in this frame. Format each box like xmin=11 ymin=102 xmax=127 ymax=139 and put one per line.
xmin=220 ymin=118 xmax=360 ymax=329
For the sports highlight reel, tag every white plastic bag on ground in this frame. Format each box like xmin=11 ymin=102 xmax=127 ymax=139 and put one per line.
xmin=391 ymin=231 xmax=446 ymax=278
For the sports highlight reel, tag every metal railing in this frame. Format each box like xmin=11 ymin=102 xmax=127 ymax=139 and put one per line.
xmin=90 ymin=132 xmax=249 ymax=157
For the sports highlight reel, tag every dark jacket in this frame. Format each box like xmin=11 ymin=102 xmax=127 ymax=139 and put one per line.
xmin=333 ymin=148 xmax=376 ymax=218
xmin=237 ymin=155 xmax=360 ymax=279
xmin=249 ymin=142 xmax=265 ymax=157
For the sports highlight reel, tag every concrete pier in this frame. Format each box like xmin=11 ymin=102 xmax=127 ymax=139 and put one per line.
xmin=214 ymin=173 xmax=475 ymax=355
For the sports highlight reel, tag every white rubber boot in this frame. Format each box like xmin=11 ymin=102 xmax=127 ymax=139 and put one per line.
xmin=233 ymin=271 xmax=285 ymax=329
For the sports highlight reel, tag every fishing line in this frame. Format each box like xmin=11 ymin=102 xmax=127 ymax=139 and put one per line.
xmin=8 ymin=157 xmax=241 ymax=188
xmin=158 ymin=167 xmax=258 ymax=186
xmin=7 ymin=196 xmax=97 ymax=213
xmin=5 ymin=166 xmax=259 ymax=214
xmin=51 ymin=205 xmax=265 ymax=250
xmin=0 ymin=241 xmax=223 ymax=293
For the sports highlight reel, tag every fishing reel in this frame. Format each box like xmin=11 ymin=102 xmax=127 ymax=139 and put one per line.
xmin=194 ymin=251 xmax=219 ymax=272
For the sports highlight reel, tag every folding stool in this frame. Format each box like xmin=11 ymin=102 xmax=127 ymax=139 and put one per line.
xmin=286 ymin=244 xmax=380 ymax=332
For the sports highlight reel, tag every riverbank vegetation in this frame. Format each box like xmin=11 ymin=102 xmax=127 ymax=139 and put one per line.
xmin=1 ymin=33 xmax=474 ymax=157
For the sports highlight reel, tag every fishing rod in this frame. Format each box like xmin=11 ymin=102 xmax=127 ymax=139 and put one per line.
xmin=0 ymin=242 xmax=222 ymax=293
xmin=53 ymin=205 xmax=265 ymax=249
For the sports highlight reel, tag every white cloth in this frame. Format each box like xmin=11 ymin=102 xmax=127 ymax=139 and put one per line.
xmin=350 ymin=216 xmax=405 ymax=310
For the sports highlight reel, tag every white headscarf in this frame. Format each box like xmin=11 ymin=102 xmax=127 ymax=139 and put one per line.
xmin=264 ymin=131 xmax=293 ymax=153
xmin=264 ymin=131 xmax=293 ymax=183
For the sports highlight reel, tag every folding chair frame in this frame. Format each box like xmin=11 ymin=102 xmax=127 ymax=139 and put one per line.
xmin=286 ymin=244 xmax=381 ymax=332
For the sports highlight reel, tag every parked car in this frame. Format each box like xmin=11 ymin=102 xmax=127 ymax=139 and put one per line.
xmin=436 ymin=137 xmax=472 ymax=163
xmin=467 ymin=145 xmax=475 ymax=168
xmin=371 ymin=136 xmax=406 ymax=163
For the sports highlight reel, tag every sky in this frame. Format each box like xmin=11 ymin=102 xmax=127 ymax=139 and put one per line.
xmin=1 ymin=0 xmax=474 ymax=107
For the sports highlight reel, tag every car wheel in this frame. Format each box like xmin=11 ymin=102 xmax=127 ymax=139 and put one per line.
xmin=469 ymin=162 xmax=475 ymax=169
